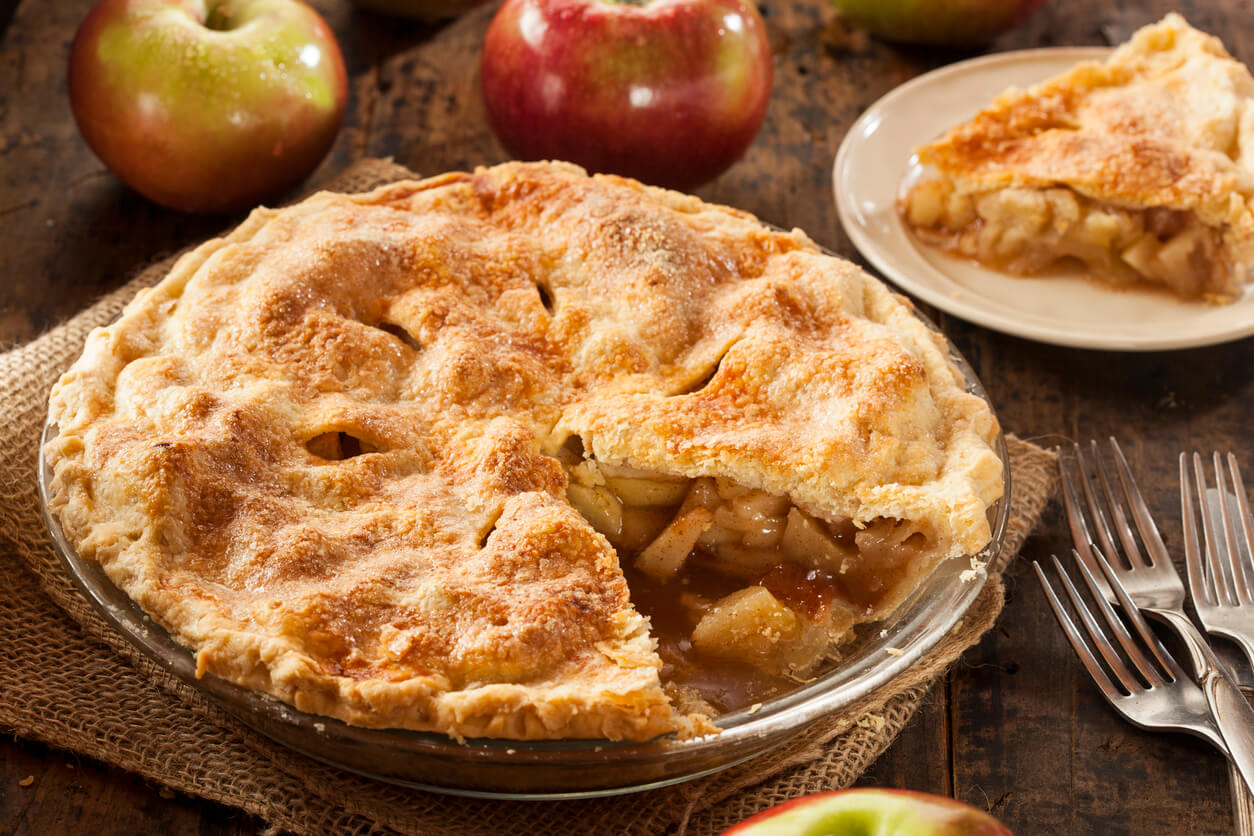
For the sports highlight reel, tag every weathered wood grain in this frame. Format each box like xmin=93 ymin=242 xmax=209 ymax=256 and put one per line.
xmin=0 ymin=736 xmax=261 ymax=835
xmin=2 ymin=0 xmax=1252 ymax=832
xmin=856 ymin=688 xmax=953 ymax=798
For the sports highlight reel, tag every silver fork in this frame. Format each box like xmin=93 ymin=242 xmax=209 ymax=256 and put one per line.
xmin=1034 ymin=549 xmax=1231 ymax=756
xmin=1058 ymin=438 xmax=1254 ymax=794
xmin=1182 ymin=451 xmax=1254 ymax=667
xmin=1182 ymin=451 xmax=1254 ymax=832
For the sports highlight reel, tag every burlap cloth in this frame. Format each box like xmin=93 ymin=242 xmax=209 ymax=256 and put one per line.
xmin=0 ymin=159 xmax=1056 ymax=835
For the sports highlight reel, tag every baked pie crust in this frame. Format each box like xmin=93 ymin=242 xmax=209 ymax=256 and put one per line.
xmin=46 ymin=161 xmax=1002 ymax=741
xmin=902 ymin=14 xmax=1254 ymax=302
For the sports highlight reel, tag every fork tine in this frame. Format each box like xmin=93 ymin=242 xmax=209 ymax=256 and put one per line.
xmin=1092 ymin=439 xmax=1145 ymax=569
xmin=1214 ymin=452 xmax=1254 ymax=605
xmin=1088 ymin=541 xmax=1188 ymax=682
xmin=1070 ymin=546 xmax=1177 ymax=685
xmin=1225 ymin=452 xmax=1254 ymax=604
xmin=1076 ymin=442 xmax=1136 ymax=570
xmin=1213 ymin=451 xmax=1252 ymax=606
xmin=1059 ymin=446 xmax=1116 ymax=600
xmin=1195 ymin=452 xmax=1240 ymax=608
xmin=1107 ymin=438 xmax=1171 ymax=569
xmin=1059 ymin=447 xmax=1097 ymax=561
xmin=1033 ymin=560 xmax=1125 ymax=704
xmin=1047 ymin=554 xmax=1147 ymax=692
xmin=1181 ymin=452 xmax=1217 ymax=608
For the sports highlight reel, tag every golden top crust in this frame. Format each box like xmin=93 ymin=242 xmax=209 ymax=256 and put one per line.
xmin=916 ymin=14 xmax=1254 ymax=239
xmin=46 ymin=161 xmax=1002 ymax=741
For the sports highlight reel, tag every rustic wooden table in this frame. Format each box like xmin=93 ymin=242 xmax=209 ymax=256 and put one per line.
xmin=2 ymin=0 xmax=1250 ymax=832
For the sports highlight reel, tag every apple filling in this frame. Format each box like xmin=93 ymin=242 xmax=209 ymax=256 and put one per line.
xmin=903 ymin=180 xmax=1234 ymax=299
xmin=555 ymin=440 xmax=935 ymax=710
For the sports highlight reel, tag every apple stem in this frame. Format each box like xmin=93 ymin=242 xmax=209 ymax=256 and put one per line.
xmin=204 ymin=3 xmax=234 ymax=31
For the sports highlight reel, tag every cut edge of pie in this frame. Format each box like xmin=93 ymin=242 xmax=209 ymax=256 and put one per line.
xmin=45 ymin=161 xmax=1003 ymax=741
xmin=900 ymin=13 xmax=1254 ymax=303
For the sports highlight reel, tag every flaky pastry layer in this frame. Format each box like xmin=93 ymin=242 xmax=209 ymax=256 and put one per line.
xmin=47 ymin=161 xmax=1002 ymax=741
xmin=908 ymin=14 xmax=1254 ymax=300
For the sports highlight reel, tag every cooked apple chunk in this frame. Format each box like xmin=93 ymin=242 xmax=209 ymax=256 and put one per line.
xmin=691 ymin=586 xmax=829 ymax=673
xmin=904 ymin=181 xmax=1230 ymax=299
xmin=636 ymin=507 xmax=714 ymax=583
xmin=555 ymin=441 xmax=939 ymax=676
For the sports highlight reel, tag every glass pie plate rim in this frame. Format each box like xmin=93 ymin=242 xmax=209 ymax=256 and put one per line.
xmin=38 ymin=321 xmax=1011 ymax=802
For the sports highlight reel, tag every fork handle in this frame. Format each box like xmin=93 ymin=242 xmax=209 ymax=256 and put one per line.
xmin=1231 ymin=763 xmax=1254 ymax=836
xmin=1208 ymin=670 xmax=1254 ymax=797
xmin=1162 ymin=610 xmax=1254 ymax=796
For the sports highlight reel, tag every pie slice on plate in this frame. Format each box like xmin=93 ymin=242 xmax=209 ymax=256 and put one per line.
xmin=901 ymin=14 xmax=1254 ymax=303
xmin=46 ymin=161 xmax=1002 ymax=741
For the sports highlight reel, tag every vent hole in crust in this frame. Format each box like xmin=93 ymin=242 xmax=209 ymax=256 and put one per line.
xmin=535 ymin=282 xmax=555 ymax=314
xmin=673 ymin=342 xmax=736 ymax=396
xmin=377 ymin=321 xmax=422 ymax=352
xmin=477 ymin=509 xmax=502 ymax=550
xmin=306 ymin=431 xmax=377 ymax=461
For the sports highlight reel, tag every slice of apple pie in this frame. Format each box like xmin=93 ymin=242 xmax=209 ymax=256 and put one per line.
xmin=902 ymin=14 xmax=1254 ymax=302
xmin=46 ymin=161 xmax=1002 ymax=741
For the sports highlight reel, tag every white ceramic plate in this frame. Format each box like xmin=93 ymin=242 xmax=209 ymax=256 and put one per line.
xmin=834 ymin=47 xmax=1254 ymax=352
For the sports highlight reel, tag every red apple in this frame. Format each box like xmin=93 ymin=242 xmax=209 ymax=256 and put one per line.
xmin=721 ymin=789 xmax=1014 ymax=835
xmin=829 ymin=0 xmax=1045 ymax=46
xmin=348 ymin=0 xmax=490 ymax=21
xmin=480 ymin=0 xmax=772 ymax=192
xmin=68 ymin=0 xmax=348 ymax=214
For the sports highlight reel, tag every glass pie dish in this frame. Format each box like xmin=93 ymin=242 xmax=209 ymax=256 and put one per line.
xmin=38 ymin=305 xmax=1009 ymax=800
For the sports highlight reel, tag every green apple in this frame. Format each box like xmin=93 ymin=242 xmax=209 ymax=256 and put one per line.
xmin=68 ymin=0 xmax=348 ymax=213
xmin=721 ymin=789 xmax=1014 ymax=836
xmin=829 ymin=0 xmax=1046 ymax=46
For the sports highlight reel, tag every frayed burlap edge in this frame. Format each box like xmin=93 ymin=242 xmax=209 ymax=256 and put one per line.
xmin=0 ymin=158 xmax=1057 ymax=836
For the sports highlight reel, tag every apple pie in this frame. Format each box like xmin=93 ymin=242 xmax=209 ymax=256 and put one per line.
xmin=902 ymin=14 xmax=1254 ymax=302
xmin=46 ymin=161 xmax=1002 ymax=741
